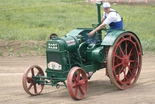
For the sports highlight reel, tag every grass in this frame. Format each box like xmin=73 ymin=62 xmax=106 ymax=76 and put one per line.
xmin=0 ymin=0 xmax=90 ymax=40
xmin=0 ymin=50 xmax=3 ymax=56
xmin=0 ymin=0 xmax=155 ymax=55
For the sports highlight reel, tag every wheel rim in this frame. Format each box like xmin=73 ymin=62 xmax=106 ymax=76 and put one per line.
xmin=107 ymin=32 xmax=142 ymax=89
xmin=22 ymin=65 xmax=44 ymax=96
xmin=67 ymin=67 xmax=88 ymax=100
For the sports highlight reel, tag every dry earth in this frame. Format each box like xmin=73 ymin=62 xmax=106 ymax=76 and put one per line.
xmin=0 ymin=52 xmax=155 ymax=104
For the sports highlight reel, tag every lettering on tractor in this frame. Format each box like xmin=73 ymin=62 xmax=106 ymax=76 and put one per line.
xmin=66 ymin=40 xmax=76 ymax=46
xmin=48 ymin=43 xmax=59 ymax=50
xmin=22 ymin=2 xmax=143 ymax=100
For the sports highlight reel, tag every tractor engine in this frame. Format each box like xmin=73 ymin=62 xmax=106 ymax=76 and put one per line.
xmin=46 ymin=34 xmax=106 ymax=76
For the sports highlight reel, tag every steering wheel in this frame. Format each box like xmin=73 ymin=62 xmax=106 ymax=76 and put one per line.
xmin=92 ymin=24 xmax=98 ymax=28
xmin=92 ymin=24 xmax=107 ymax=32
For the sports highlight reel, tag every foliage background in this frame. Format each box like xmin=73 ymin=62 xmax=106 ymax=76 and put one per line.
xmin=0 ymin=0 xmax=155 ymax=56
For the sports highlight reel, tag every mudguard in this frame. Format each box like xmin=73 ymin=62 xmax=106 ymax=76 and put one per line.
xmin=101 ymin=30 xmax=142 ymax=46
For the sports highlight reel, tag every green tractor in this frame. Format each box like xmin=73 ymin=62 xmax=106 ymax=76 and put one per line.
xmin=22 ymin=2 xmax=143 ymax=100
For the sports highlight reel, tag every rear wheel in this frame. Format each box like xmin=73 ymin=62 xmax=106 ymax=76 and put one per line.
xmin=107 ymin=32 xmax=142 ymax=89
xmin=67 ymin=67 xmax=88 ymax=100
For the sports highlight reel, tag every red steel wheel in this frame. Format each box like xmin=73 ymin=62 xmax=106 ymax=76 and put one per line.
xmin=67 ymin=67 xmax=88 ymax=100
xmin=22 ymin=65 xmax=44 ymax=96
xmin=107 ymin=32 xmax=142 ymax=90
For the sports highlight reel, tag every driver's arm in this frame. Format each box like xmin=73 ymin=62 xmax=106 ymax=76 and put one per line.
xmin=88 ymin=22 xmax=106 ymax=37
xmin=101 ymin=17 xmax=105 ymax=23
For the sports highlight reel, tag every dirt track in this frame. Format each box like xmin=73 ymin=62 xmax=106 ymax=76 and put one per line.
xmin=0 ymin=54 xmax=155 ymax=104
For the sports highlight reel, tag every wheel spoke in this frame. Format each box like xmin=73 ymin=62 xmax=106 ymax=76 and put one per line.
xmin=73 ymin=75 xmax=78 ymax=83
xmin=77 ymin=70 xmax=81 ymax=80
xmin=31 ymin=68 xmax=35 ymax=76
xmin=115 ymin=54 xmax=123 ymax=60
xmin=124 ymin=41 xmax=129 ymax=55
xmin=128 ymin=46 xmax=134 ymax=57
xmin=79 ymin=85 xmax=85 ymax=94
xmin=74 ymin=86 xmax=78 ymax=96
xmin=34 ymin=84 xmax=37 ymax=94
xmin=118 ymin=45 xmax=124 ymax=56
xmin=28 ymin=83 xmax=33 ymax=90
xmin=114 ymin=62 xmax=122 ymax=69
xmin=127 ymin=65 xmax=136 ymax=78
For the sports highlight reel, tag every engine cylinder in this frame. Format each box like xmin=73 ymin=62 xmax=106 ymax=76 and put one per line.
xmin=91 ymin=46 xmax=106 ymax=63
xmin=61 ymin=35 xmax=79 ymax=52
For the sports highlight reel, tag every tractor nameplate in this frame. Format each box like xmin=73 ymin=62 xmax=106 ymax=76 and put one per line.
xmin=48 ymin=43 xmax=59 ymax=50
xmin=48 ymin=61 xmax=62 ymax=70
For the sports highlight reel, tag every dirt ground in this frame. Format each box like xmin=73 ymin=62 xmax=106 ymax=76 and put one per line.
xmin=0 ymin=52 xmax=155 ymax=104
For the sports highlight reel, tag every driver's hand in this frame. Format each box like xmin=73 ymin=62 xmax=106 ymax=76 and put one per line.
xmin=88 ymin=31 xmax=95 ymax=37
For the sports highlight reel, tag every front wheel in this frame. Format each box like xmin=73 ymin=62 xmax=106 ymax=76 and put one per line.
xmin=107 ymin=32 xmax=142 ymax=90
xmin=67 ymin=67 xmax=88 ymax=100
xmin=22 ymin=65 xmax=45 ymax=96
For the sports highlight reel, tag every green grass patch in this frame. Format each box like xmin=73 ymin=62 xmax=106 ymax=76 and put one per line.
xmin=0 ymin=50 xmax=3 ymax=56
xmin=0 ymin=0 xmax=155 ymax=53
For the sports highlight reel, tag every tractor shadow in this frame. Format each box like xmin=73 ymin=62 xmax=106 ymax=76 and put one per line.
xmin=37 ymin=79 xmax=119 ymax=99
xmin=86 ymin=79 xmax=119 ymax=97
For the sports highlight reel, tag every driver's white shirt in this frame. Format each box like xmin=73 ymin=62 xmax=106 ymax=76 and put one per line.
xmin=103 ymin=9 xmax=122 ymax=25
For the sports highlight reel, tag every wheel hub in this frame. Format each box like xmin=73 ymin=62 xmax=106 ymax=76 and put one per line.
xmin=122 ymin=55 xmax=129 ymax=67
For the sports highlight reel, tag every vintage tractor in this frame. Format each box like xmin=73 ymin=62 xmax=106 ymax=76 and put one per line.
xmin=22 ymin=2 xmax=143 ymax=100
